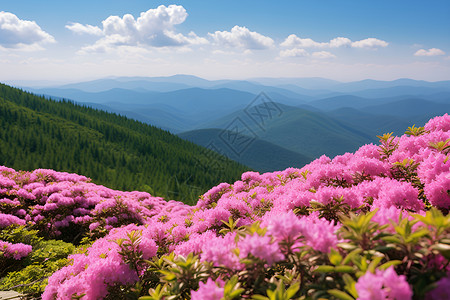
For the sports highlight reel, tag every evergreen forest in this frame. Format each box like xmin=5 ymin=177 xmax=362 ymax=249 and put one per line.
xmin=0 ymin=83 xmax=250 ymax=204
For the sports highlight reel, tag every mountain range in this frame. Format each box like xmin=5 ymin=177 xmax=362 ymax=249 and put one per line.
xmin=16 ymin=75 xmax=450 ymax=173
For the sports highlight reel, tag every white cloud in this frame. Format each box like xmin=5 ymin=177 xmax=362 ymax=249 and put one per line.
xmin=351 ymin=38 xmax=388 ymax=49
xmin=66 ymin=23 xmax=103 ymax=36
xmin=280 ymin=34 xmax=327 ymax=48
xmin=414 ymin=48 xmax=446 ymax=56
xmin=0 ymin=11 xmax=55 ymax=50
xmin=208 ymin=25 xmax=274 ymax=50
xmin=279 ymin=48 xmax=309 ymax=57
xmin=329 ymin=37 xmax=352 ymax=48
xmin=280 ymin=34 xmax=387 ymax=50
xmin=311 ymin=51 xmax=336 ymax=59
xmin=73 ymin=5 xmax=208 ymax=53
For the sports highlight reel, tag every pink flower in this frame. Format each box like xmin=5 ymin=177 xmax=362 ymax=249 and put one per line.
xmin=263 ymin=212 xmax=340 ymax=253
xmin=191 ymin=278 xmax=224 ymax=300
xmin=264 ymin=211 xmax=303 ymax=243
xmin=425 ymin=114 xmax=450 ymax=132
xmin=0 ymin=213 xmax=26 ymax=228
xmin=423 ymin=172 xmax=450 ymax=209
xmin=417 ymin=152 xmax=450 ymax=185
xmin=374 ymin=179 xmax=423 ymax=211
xmin=139 ymin=237 xmax=158 ymax=260
xmin=0 ymin=240 xmax=32 ymax=260
xmin=355 ymin=267 xmax=412 ymax=300
xmin=201 ymin=233 xmax=242 ymax=269
xmin=43 ymin=226 xmax=156 ymax=300
xmin=238 ymin=234 xmax=284 ymax=266
xmin=174 ymin=231 xmax=217 ymax=257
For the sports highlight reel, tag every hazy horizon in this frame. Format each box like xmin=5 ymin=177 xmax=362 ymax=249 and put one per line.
xmin=0 ymin=0 xmax=449 ymax=83
xmin=4 ymin=74 xmax=450 ymax=89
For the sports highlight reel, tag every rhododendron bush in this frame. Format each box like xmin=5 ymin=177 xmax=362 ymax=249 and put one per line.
xmin=1 ymin=114 xmax=450 ymax=299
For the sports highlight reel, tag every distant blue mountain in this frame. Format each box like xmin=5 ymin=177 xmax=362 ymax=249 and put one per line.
xmin=21 ymin=75 xmax=449 ymax=165
xmin=60 ymin=79 xmax=191 ymax=93
xmin=26 ymin=87 xmax=262 ymax=132
xmin=360 ymin=98 xmax=450 ymax=118
xmin=327 ymin=78 xmax=450 ymax=93
xmin=178 ymin=128 xmax=312 ymax=172
xmin=199 ymin=103 xmax=375 ymax=159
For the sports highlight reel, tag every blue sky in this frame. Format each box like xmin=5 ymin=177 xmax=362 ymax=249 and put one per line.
xmin=0 ymin=0 xmax=449 ymax=82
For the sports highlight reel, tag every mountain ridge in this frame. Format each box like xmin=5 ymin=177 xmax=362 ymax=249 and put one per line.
xmin=0 ymin=83 xmax=250 ymax=203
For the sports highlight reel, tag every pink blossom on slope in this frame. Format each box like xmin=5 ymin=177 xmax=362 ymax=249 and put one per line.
xmin=238 ymin=234 xmax=284 ymax=266
xmin=0 ymin=213 xmax=26 ymax=228
xmin=201 ymin=233 xmax=242 ymax=269
xmin=174 ymin=231 xmax=217 ymax=257
xmin=354 ymin=144 xmax=382 ymax=160
xmin=348 ymin=157 xmax=390 ymax=178
xmin=277 ymin=189 xmax=313 ymax=211
xmin=43 ymin=226 xmax=157 ymax=300
xmin=424 ymin=172 xmax=450 ymax=209
xmin=139 ymin=236 xmax=158 ymax=260
xmin=191 ymin=278 xmax=224 ymax=300
xmin=417 ymin=152 xmax=450 ymax=185
xmin=263 ymin=211 xmax=303 ymax=243
xmin=374 ymin=179 xmax=423 ymax=211
xmin=355 ymin=267 xmax=412 ymax=300
xmin=306 ymin=163 xmax=353 ymax=189
xmin=0 ymin=240 xmax=32 ymax=260
xmin=0 ymin=175 xmax=16 ymax=188
xmin=32 ymin=169 xmax=89 ymax=183
xmin=301 ymin=213 xmax=341 ymax=253
xmin=263 ymin=212 xmax=340 ymax=253
xmin=216 ymin=196 xmax=251 ymax=218
xmin=313 ymin=186 xmax=362 ymax=208
xmin=15 ymin=188 xmax=36 ymax=200
xmin=425 ymin=114 xmax=450 ymax=132
xmin=196 ymin=182 xmax=231 ymax=209
xmin=241 ymin=171 xmax=262 ymax=186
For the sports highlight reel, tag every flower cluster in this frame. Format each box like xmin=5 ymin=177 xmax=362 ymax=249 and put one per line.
xmin=0 ymin=166 xmax=187 ymax=240
xmin=2 ymin=114 xmax=450 ymax=299
xmin=0 ymin=240 xmax=32 ymax=260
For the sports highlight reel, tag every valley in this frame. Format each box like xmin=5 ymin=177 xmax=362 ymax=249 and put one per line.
xmin=19 ymin=75 xmax=450 ymax=173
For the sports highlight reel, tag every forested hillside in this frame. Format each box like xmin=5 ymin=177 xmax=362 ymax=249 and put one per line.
xmin=0 ymin=83 xmax=249 ymax=203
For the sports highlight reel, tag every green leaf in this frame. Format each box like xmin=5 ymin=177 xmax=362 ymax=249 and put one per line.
xmin=159 ymin=270 xmax=176 ymax=281
xmin=327 ymin=289 xmax=355 ymax=300
xmin=342 ymin=274 xmax=358 ymax=298
xmin=329 ymin=248 xmax=343 ymax=266
xmin=367 ymin=256 xmax=383 ymax=273
xmin=251 ymin=295 xmax=269 ymax=300
xmin=373 ymin=245 xmax=396 ymax=253
xmin=378 ymin=260 xmax=402 ymax=270
xmin=285 ymin=283 xmax=300 ymax=298
xmin=315 ymin=265 xmax=335 ymax=273
xmin=342 ymin=248 xmax=363 ymax=265
xmin=229 ymin=289 xmax=245 ymax=298
xmin=335 ymin=266 xmax=355 ymax=273
xmin=372 ymin=232 xmax=393 ymax=240
xmin=406 ymin=229 xmax=430 ymax=243
xmin=380 ymin=236 xmax=402 ymax=244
